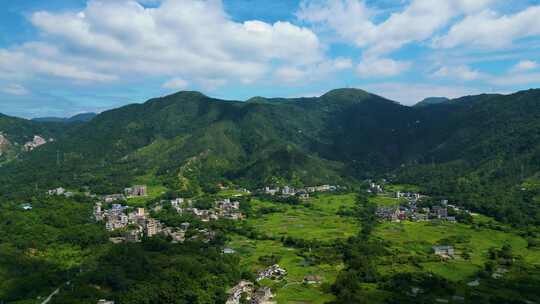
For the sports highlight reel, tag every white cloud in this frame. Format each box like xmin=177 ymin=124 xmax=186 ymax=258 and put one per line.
xmin=0 ymin=46 xmax=117 ymax=82
xmin=297 ymin=0 xmax=375 ymax=44
xmin=511 ymin=60 xmax=538 ymax=72
xmin=298 ymin=0 xmax=496 ymax=57
xmin=1 ymin=84 xmax=30 ymax=96
xmin=274 ymin=57 xmax=352 ymax=84
xmin=432 ymin=65 xmax=482 ymax=81
xmin=362 ymin=82 xmax=488 ymax=105
xmin=357 ymin=57 xmax=410 ymax=78
xmin=0 ymin=0 xmax=326 ymax=88
xmin=433 ymin=6 xmax=540 ymax=49
xmin=162 ymin=78 xmax=188 ymax=90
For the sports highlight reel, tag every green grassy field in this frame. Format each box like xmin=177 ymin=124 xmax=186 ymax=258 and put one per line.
xmin=246 ymin=193 xmax=359 ymax=241
xmin=384 ymin=184 xmax=422 ymax=193
xmin=369 ymin=195 xmax=406 ymax=207
xmin=217 ymin=189 xmax=250 ymax=197
xmin=375 ymin=220 xmax=540 ymax=281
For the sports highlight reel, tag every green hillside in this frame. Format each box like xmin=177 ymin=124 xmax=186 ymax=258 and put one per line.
xmin=0 ymin=88 xmax=539 ymax=224
xmin=0 ymin=113 xmax=68 ymax=165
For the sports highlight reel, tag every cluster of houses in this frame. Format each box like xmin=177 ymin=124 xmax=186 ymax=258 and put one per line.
xmin=376 ymin=204 xmax=452 ymax=222
xmin=168 ymin=197 xmax=244 ymax=221
xmin=101 ymin=185 xmax=147 ymax=203
xmin=103 ymin=193 xmax=126 ymax=203
xmin=226 ymin=264 xmax=323 ymax=303
xmin=24 ymin=135 xmax=51 ymax=151
xmin=368 ymin=182 xmax=384 ymax=194
xmin=47 ymin=187 xmax=75 ymax=197
xmin=226 ymin=281 xmax=273 ymax=304
xmin=46 ymin=185 xmax=147 ymax=203
xmin=395 ymin=191 xmax=421 ymax=200
xmin=94 ymin=203 xmax=186 ymax=243
xmin=226 ymin=264 xmax=286 ymax=304
xmin=261 ymin=184 xmax=339 ymax=199
xmin=376 ymin=195 xmax=469 ymax=223
xmin=256 ymin=264 xmax=287 ymax=282
xmin=88 ymin=184 xmax=233 ymax=244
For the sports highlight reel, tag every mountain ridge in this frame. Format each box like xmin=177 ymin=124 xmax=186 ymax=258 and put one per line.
xmin=414 ymin=97 xmax=450 ymax=107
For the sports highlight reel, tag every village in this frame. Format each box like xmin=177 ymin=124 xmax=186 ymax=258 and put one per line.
xmin=226 ymin=263 xmax=287 ymax=304
xmin=259 ymin=184 xmax=340 ymax=199
xmin=89 ymin=183 xmax=342 ymax=304
xmin=167 ymin=197 xmax=244 ymax=221
xmin=89 ymin=185 xmax=246 ymax=244
xmin=368 ymin=181 xmax=473 ymax=260
xmin=369 ymin=182 xmax=471 ymax=224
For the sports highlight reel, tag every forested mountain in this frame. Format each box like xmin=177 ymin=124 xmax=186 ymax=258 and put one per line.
xmin=0 ymin=88 xmax=539 ymax=223
xmin=0 ymin=113 xmax=68 ymax=165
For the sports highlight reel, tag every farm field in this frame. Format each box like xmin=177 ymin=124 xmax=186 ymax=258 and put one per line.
xmin=227 ymin=193 xmax=358 ymax=303
xmin=245 ymin=193 xmax=359 ymax=241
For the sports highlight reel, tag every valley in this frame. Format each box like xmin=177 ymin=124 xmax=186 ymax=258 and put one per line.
xmin=0 ymin=88 xmax=539 ymax=303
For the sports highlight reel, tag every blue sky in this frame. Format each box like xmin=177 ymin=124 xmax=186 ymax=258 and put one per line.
xmin=0 ymin=0 xmax=539 ymax=118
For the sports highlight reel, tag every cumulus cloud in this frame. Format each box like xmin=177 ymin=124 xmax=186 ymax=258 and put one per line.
xmin=433 ymin=6 xmax=540 ymax=49
xmin=0 ymin=0 xmax=327 ymax=88
xmin=1 ymin=84 xmax=30 ymax=96
xmin=357 ymin=57 xmax=411 ymax=78
xmin=298 ymin=0 xmax=496 ymax=57
xmin=432 ymin=65 xmax=482 ymax=81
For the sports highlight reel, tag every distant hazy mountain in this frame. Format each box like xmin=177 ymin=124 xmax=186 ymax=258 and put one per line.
xmin=32 ymin=112 xmax=97 ymax=123
xmin=414 ymin=97 xmax=450 ymax=107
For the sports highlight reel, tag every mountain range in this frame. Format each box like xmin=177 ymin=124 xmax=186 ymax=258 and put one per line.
xmin=32 ymin=112 xmax=97 ymax=124
xmin=0 ymin=88 xmax=538 ymax=223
